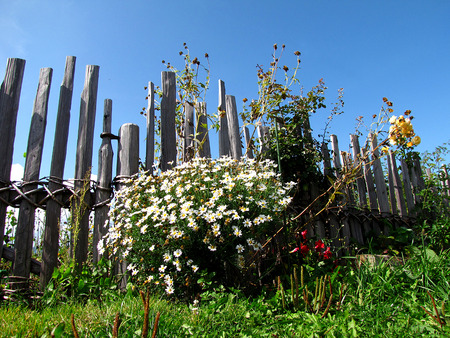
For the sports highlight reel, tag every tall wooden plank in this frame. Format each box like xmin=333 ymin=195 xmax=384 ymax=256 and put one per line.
xmin=116 ymin=124 xmax=140 ymax=183
xmin=196 ymin=102 xmax=211 ymax=158
xmin=243 ymin=126 xmax=254 ymax=159
xmin=0 ymin=58 xmax=25 ymax=259
xmin=443 ymin=166 xmax=450 ymax=197
xmin=73 ymin=65 xmax=99 ymax=268
xmin=386 ymin=152 xmax=397 ymax=215
xmin=257 ymin=125 xmax=270 ymax=158
xmin=92 ymin=99 xmax=113 ymax=264
xmin=389 ymin=151 xmax=406 ymax=218
xmin=40 ymin=56 xmax=76 ymax=289
xmin=369 ymin=133 xmax=390 ymax=217
xmin=14 ymin=67 xmax=52 ymax=277
xmin=340 ymin=151 xmax=355 ymax=205
xmin=160 ymin=72 xmax=176 ymax=171
xmin=145 ymin=82 xmax=155 ymax=173
xmin=361 ymin=148 xmax=379 ymax=212
xmin=183 ymin=102 xmax=195 ymax=162
xmin=321 ymin=142 xmax=332 ymax=178
xmin=218 ymin=80 xmax=230 ymax=157
xmin=400 ymin=159 xmax=416 ymax=216
xmin=330 ymin=135 xmax=342 ymax=174
xmin=225 ymin=95 xmax=242 ymax=160
xmin=414 ymin=158 xmax=426 ymax=192
xmin=350 ymin=135 xmax=367 ymax=208
xmin=115 ymin=123 xmax=139 ymax=289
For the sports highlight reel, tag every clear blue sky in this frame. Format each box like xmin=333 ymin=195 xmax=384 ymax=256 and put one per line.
xmin=1 ymin=0 xmax=449 ymax=179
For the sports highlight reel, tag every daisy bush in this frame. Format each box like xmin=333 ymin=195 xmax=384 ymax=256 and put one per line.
xmin=99 ymin=157 xmax=295 ymax=298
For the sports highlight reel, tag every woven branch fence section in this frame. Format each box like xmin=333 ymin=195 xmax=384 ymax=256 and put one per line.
xmin=0 ymin=57 xmax=449 ymax=290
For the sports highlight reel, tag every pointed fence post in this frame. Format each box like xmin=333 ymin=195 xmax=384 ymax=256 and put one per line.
xmin=388 ymin=151 xmax=407 ymax=218
xmin=93 ymin=99 xmax=114 ymax=264
xmin=145 ymin=82 xmax=155 ymax=173
xmin=0 ymin=58 xmax=25 ymax=260
xmin=350 ymin=135 xmax=367 ymax=208
xmin=73 ymin=65 xmax=99 ymax=268
xmin=183 ymin=102 xmax=195 ymax=162
xmin=14 ymin=67 xmax=52 ymax=278
xmin=196 ymin=102 xmax=211 ymax=158
xmin=243 ymin=126 xmax=254 ymax=159
xmin=160 ymin=71 xmax=176 ymax=171
xmin=257 ymin=125 xmax=270 ymax=159
xmin=400 ymin=159 xmax=416 ymax=217
xmin=321 ymin=142 xmax=332 ymax=178
xmin=369 ymin=133 xmax=390 ymax=217
xmin=40 ymin=56 xmax=76 ymax=289
xmin=330 ymin=135 xmax=342 ymax=175
xmin=218 ymin=80 xmax=230 ymax=157
xmin=225 ymin=95 xmax=242 ymax=160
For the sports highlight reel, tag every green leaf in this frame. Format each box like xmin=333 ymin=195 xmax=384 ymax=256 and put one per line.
xmin=50 ymin=322 xmax=65 ymax=338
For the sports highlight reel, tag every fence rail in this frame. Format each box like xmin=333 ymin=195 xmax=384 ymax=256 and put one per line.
xmin=0 ymin=57 xmax=449 ymax=290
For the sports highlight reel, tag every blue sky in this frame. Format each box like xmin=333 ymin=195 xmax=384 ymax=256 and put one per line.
xmin=1 ymin=0 xmax=449 ymax=179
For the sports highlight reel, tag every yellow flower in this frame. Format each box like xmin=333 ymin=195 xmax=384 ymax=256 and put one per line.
xmin=412 ymin=136 xmax=421 ymax=145
xmin=381 ymin=146 xmax=389 ymax=154
xmin=389 ymin=136 xmax=397 ymax=145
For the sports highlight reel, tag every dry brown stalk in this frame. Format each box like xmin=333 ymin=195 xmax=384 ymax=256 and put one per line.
xmin=71 ymin=314 xmax=79 ymax=338
xmin=112 ymin=312 xmax=121 ymax=338
xmin=151 ymin=312 xmax=161 ymax=338
xmin=140 ymin=290 xmax=151 ymax=337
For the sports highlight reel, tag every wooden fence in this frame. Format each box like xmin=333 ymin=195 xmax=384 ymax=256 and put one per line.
xmin=0 ymin=57 xmax=449 ymax=290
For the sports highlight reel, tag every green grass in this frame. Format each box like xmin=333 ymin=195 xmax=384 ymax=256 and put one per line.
xmin=2 ymin=246 xmax=450 ymax=337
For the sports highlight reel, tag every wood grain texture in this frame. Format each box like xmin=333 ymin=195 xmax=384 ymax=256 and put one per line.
xmin=0 ymin=58 xmax=25 ymax=259
xmin=14 ymin=67 xmax=52 ymax=277
xmin=40 ymin=56 xmax=76 ymax=289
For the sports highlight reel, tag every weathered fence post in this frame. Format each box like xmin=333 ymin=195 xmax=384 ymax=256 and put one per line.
xmin=321 ymin=142 xmax=332 ymax=178
xmin=196 ymin=102 xmax=211 ymax=158
xmin=145 ymin=82 xmax=155 ymax=173
xmin=13 ymin=67 xmax=52 ymax=278
xmin=73 ymin=65 xmax=99 ymax=268
xmin=160 ymin=72 xmax=177 ymax=172
xmin=361 ymin=148 xmax=379 ymax=212
xmin=92 ymin=99 xmax=114 ymax=264
xmin=183 ymin=102 xmax=195 ymax=162
xmin=350 ymin=135 xmax=367 ymax=208
xmin=40 ymin=56 xmax=76 ymax=289
xmin=225 ymin=95 xmax=242 ymax=160
xmin=0 ymin=58 xmax=25 ymax=260
xmin=330 ymin=135 xmax=342 ymax=174
xmin=218 ymin=80 xmax=230 ymax=157
xmin=115 ymin=123 xmax=139 ymax=288
xmin=257 ymin=125 xmax=270 ymax=158
xmin=243 ymin=126 xmax=254 ymax=159
xmin=388 ymin=151 xmax=407 ymax=218
xmin=400 ymin=159 xmax=416 ymax=217
xmin=369 ymin=133 xmax=390 ymax=217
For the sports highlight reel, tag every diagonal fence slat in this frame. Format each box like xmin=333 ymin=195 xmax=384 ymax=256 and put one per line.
xmin=0 ymin=58 xmax=26 ymax=260
xmin=14 ymin=67 xmax=52 ymax=278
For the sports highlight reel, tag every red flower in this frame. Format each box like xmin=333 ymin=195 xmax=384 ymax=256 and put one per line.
xmin=301 ymin=230 xmax=307 ymax=241
xmin=323 ymin=247 xmax=332 ymax=260
xmin=315 ymin=240 xmax=324 ymax=253
xmin=300 ymin=243 xmax=309 ymax=256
